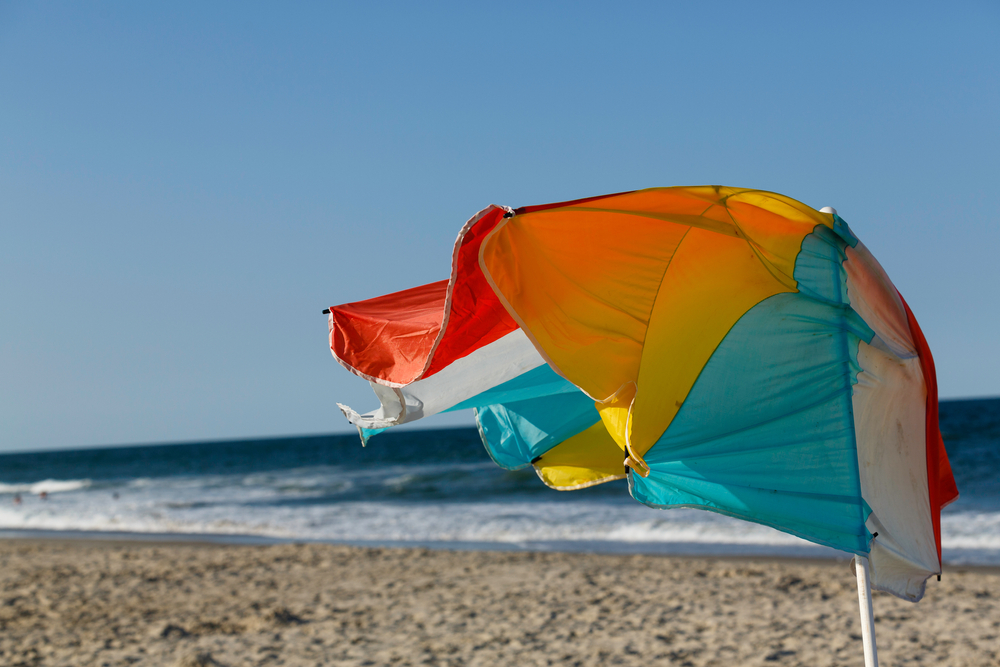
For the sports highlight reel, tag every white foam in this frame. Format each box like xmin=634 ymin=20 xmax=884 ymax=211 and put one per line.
xmin=940 ymin=511 xmax=1000 ymax=550
xmin=0 ymin=479 xmax=91 ymax=494
xmin=0 ymin=467 xmax=996 ymax=564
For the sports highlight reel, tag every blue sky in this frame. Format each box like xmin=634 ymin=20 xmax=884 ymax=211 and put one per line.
xmin=2 ymin=2 xmax=997 ymax=452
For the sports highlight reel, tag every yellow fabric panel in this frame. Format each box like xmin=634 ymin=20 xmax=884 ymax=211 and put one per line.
xmin=533 ymin=421 xmax=626 ymax=490
xmin=480 ymin=207 xmax=688 ymax=402
xmin=628 ymin=226 xmax=795 ymax=456
xmin=597 ymin=382 xmax=634 ymax=452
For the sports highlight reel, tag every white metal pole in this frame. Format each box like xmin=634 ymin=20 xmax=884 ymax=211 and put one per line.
xmin=854 ymin=555 xmax=879 ymax=667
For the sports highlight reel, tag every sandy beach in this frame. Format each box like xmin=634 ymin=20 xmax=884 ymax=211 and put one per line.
xmin=0 ymin=539 xmax=996 ymax=667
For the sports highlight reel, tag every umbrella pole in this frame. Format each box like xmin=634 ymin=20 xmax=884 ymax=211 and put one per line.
xmin=854 ymin=555 xmax=879 ymax=667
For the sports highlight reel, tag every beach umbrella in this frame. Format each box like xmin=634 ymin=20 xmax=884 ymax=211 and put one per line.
xmin=325 ymin=187 xmax=958 ymax=667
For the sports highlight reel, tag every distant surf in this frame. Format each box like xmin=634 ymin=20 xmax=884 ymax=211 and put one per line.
xmin=1 ymin=398 xmax=997 ymax=565
xmin=0 ymin=479 xmax=92 ymax=495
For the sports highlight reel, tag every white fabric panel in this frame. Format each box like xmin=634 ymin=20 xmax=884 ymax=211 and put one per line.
xmin=845 ymin=239 xmax=938 ymax=600
xmin=338 ymin=383 xmax=406 ymax=430
xmin=844 ymin=242 xmax=917 ymax=360
xmin=338 ymin=329 xmax=546 ymax=430
xmin=853 ymin=340 xmax=938 ymax=601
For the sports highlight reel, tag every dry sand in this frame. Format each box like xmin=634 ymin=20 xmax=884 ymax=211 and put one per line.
xmin=0 ymin=539 xmax=996 ymax=667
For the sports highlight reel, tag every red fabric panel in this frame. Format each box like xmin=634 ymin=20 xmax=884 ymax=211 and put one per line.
xmin=423 ymin=206 xmax=519 ymax=377
xmin=899 ymin=293 xmax=960 ymax=566
xmin=328 ymin=205 xmax=520 ymax=385
xmin=513 ymin=189 xmax=638 ymax=216
xmin=329 ymin=280 xmax=448 ymax=385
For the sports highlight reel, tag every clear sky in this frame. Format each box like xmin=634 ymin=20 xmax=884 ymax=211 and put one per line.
xmin=2 ymin=2 xmax=998 ymax=453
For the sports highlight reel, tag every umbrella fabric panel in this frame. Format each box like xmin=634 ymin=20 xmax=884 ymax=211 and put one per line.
xmin=474 ymin=395 xmax=598 ymax=472
xmin=849 ymin=293 xmax=959 ymax=601
xmin=901 ymin=297 xmax=960 ymax=555
xmin=626 ymin=224 xmax=794 ymax=458
xmin=840 ymin=234 xmax=957 ymax=599
xmin=479 ymin=187 xmax=836 ymax=466
xmin=842 ymin=241 xmax=917 ymax=361
xmin=632 ymin=290 xmax=873 ymax=555
xmin=446 ymin=364 xmax=601 ymax=471
xmin=844 ymin=237 xmax=940 ymax=600
xmin=357 ymin=425 xmax=388 ymax=447
xmin=338 ymin=329 xmax=544 ymax=431
xmin=853 ymin=337 xmax=938 ymax=600
xmin=480 ymin=204 xmax=691 ymax=404
xmin=329 ymin=279 xmax=448 ymax=386
xmin=446 ymin=364 xmax=627 ymax=488
xmin=531 ymin=421 xmax=626 ymax=490
xmin=447 ymin=363 xmax=631 ymax=489
xmin=423 ymin=205 xmax=521 ymax=378
xmin=328 ymin=205 xmax=518 ymax=387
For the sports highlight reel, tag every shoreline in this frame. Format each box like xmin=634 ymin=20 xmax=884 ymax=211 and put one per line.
xmin=5 ymin=534 xmax=1000 ymax=577
xmin=1 ymin=540 xmax=997 ymax=666
xmin=2 ymin=526 xmax=997 ymax=571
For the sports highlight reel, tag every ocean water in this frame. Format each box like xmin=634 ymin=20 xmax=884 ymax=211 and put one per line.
xmin=1 ymin=398 xmax=997 ymax=564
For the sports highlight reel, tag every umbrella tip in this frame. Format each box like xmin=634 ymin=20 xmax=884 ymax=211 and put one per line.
xmin=820 ymin=206 xmax=837 ymax=215
xmin=322 ymin=308 xmax=331 ymax=315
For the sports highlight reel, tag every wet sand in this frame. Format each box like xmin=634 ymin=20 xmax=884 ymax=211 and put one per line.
xmin=0 ymin=539 xmax=996 ymax=666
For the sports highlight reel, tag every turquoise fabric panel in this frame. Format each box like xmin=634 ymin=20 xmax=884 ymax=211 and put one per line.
xmin=632 ymin=225 xmax=877 ymax=555
xmin=794 ymin=225 xmax=852 ymax=305
xmin=832 ymin=213 xmax=859 ymax=248
xmin=475 ymin=393 xmax=599 ymax=470
xmin=447 ymin=364 xmax=600 ymax=470
xmin=445 ymin=364 xmax=581 ymax=412
xmin=358 ymin=426 xmax=388 ymax=446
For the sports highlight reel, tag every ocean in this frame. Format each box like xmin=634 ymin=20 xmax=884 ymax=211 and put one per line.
xmin=1 ymin=398 xmax=997 ymax=564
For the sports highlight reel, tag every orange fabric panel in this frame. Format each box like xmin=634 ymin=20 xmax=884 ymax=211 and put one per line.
xmin=481 ymin=206 xmax=690 ymax=402
xmin=540 ymin=187 xmax=744 ymax=238
xmin=329 ymin=281 xmax=447 ymax=385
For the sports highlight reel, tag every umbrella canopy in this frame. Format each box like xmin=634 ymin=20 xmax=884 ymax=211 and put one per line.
xmin=327 ymin=186 xmax=958 ymax=603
